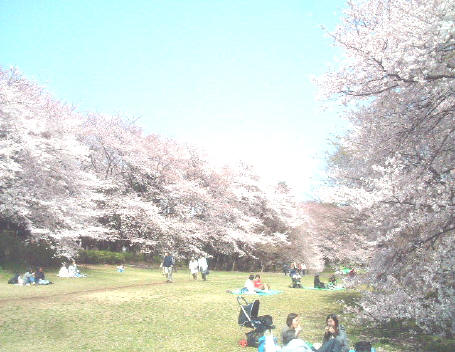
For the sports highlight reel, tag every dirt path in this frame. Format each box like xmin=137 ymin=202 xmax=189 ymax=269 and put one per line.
xmin=0 ymin=281 xmax=169 ymax=304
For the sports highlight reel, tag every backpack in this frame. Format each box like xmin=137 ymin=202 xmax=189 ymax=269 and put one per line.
xmin=246 ymin=330 xmax=263 ymax=347
xmin=256 ymin=315 xmax=273 ymax=327
xmin=8 ymin=274 xmax=19 ymax=284
xmin=354 ymin=341 xmax=372 ymax=352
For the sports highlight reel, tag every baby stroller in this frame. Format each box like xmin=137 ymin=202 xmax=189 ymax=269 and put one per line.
xmin=290 ymin=270 xmax=302 ymax=288
xmin=237 ymin=296 xmax=275 ymax=347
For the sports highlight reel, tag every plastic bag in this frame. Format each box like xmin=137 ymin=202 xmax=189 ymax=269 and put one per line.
xmin=258 ymin=331 xmax=281 ymax=352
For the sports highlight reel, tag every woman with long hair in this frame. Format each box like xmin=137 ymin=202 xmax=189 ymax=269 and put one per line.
xmin=320 ymin=314 xmax=349 ymax=352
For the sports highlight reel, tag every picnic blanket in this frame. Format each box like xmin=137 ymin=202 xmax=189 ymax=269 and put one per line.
xmin=227 ymin=288 xmax=283 ymax=296
xmin=301 ymin=286 xmax=345 ymax=291
xmin=309 ymin=343 xmax=376 ymax=352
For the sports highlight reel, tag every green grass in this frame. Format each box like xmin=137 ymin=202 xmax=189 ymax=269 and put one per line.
xmin=0 ymin=266 xmax=453 ymax=352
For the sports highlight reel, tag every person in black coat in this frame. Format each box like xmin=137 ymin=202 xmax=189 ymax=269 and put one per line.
xmin=314 ymin=274 xmax=326 ymax=289
xmin=162 ymin=252 xmax=175 ymax=282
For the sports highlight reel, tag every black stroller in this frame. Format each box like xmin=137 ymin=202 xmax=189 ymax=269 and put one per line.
xmin=289 ymin=269 xmax=302 ymax=288
xmin=237 ymin=296 xmax=275 ymax=347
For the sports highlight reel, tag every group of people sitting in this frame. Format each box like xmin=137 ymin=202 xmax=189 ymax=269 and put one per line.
xmin=314 ymin=274 xmax=338 ymax=289
xmin=289 ymin=273 xmax=340 ymax=290
xmin=57 ymin=261 xmax=86 ymax=278
xmin=242 ymin=272 xmax=342 ymax=293
xmin=242 ymin=274 xmax=270 ymax=293
xmin=6 ymin=261 xmax=87 ymax=284
xmin=7 ymin=267 xmax=52 ymax=285
xmin=281 ymin=313 xmax=349 ymax=352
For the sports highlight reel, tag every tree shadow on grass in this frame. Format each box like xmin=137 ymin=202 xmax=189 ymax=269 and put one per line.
xmin=320 ymin=290 xmax=455 ymax=352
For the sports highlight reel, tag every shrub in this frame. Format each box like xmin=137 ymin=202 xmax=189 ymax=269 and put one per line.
xmin=77 ymin=249 xmax=145 ymax=264
xmin=0 ymin=230 xmax=62 ymax=268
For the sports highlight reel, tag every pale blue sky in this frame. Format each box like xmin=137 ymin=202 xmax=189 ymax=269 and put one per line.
xmin=0 ymin=0 xmax=348 ymax=199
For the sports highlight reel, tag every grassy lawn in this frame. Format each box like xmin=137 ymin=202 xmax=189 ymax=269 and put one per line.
xmin=0 ymin=265 xmax=453 ymax=352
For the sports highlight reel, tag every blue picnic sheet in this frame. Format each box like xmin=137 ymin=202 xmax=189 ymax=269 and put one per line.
xmin=227 ymin=288 xmax=283 ymax=295
xmin=301 ymin=286 xmax=345 ymax=291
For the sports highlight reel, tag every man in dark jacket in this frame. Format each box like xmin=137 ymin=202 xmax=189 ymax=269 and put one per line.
xmin=162 ymin=252 xmax=174 ymax=282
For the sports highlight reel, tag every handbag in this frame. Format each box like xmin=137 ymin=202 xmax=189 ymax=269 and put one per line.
xmin=354 ymin=341 xmax=371 ymax=352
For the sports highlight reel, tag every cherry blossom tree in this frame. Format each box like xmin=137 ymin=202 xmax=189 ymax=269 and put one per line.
xmin=78 ymin=107 xmax=303 ymax=264
xmin=0 ymin=68 xmax=105 ymax=258
xmin=319 ymin=0 xmax=455 ymax=335
xmin=298 ymin=201 xmax=372 ymax=272
xmin=1 ymin=66 xmax=305 ymax=270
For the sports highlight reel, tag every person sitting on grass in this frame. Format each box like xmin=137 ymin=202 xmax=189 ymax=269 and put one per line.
xmin=327 ymin=275 xmax=337 ymax=288
xmin=117 ymin=264 xmax=125 ymax=272
xmin=281 ymin=313 xmax=313 ymax=352
xmin=34 ymin=267 xmax=52 ymax=285
xmin=282 ymin=313 xmax=346 ymax=352
xmin=253 ymin=274 xmax=270 ymax=290
xmin=314 ymin=274 xmax=325 ymax=289
xmin=241 ymin=274 xmax=256 ymax=294
xmin=22 ymin=268 xmax=35 ymax=285
xmin=58 ymin=263 xmax=70 ymax=277
xmin=312 ymin=314 xmax=349 ymax=352
xmin=68 ymin=261 xmax=78 ymax=277
xmin=68 ymin=261 xmax=86 ymax=278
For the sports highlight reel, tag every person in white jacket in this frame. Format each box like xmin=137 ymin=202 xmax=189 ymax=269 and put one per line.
xmin=198 ymin=256 xmax=208 ymax=281
xmin=189 ymin=257 xmax=199 ymax=280
xmin=58 ymin=263 xmax=70 ymax=278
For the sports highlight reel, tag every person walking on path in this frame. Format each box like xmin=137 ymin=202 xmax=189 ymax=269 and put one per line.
xmin=301 ymin=263 xmax=307 ymax=276
xmin=189 ymin=257 xmax=199 ymax=280
xmin=162 ymin=252 xmax=175 ymax=282
xmin=198 ymin=256 xmax=209 ymax=281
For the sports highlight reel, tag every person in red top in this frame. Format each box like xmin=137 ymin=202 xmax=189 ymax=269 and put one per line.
xmin=253 ymin=274 xmax=270 ymax=290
